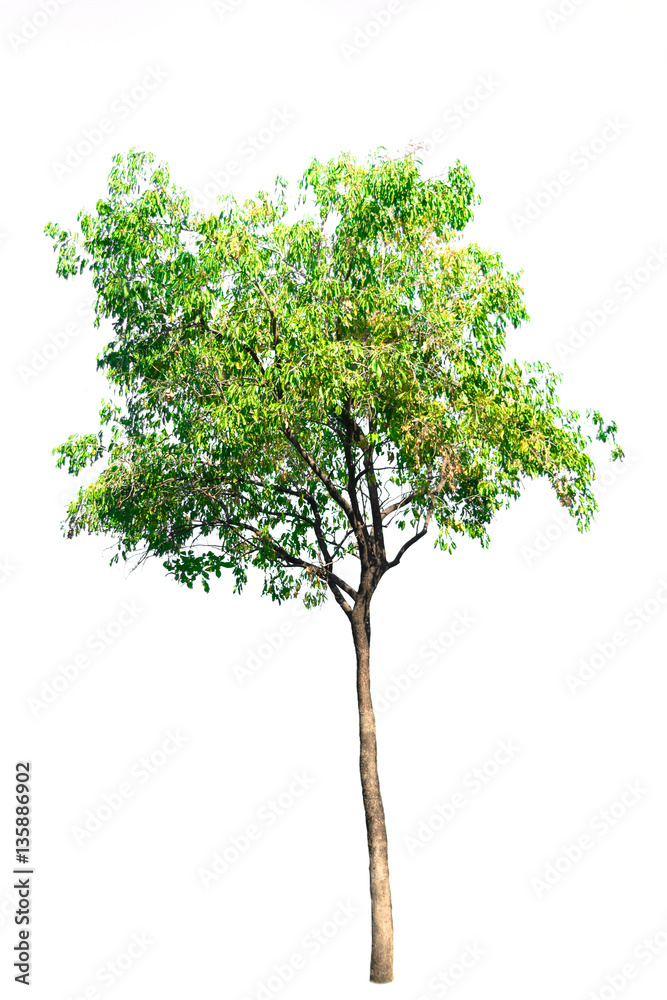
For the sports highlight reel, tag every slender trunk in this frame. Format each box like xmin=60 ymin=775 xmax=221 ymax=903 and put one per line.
xmin=351 ymin=602 xmax=394 ymax=983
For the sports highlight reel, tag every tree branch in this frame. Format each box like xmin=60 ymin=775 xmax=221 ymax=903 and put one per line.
xmin=380 ymin=491 xmax=416 ymax=520
xmin=385 ymin=524 xmax=428 ymax=569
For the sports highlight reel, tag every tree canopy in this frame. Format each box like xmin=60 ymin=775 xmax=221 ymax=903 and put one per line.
xmin=46 ymin=147 xmax=622 ymax=612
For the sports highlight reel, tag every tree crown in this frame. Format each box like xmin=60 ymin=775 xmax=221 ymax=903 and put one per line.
xmin=46 ymin=147 xmax=622 ymax=612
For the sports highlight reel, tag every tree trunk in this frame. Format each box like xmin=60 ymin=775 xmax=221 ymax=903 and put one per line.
xmin=351 ymin=603 xmax=394 ymax=983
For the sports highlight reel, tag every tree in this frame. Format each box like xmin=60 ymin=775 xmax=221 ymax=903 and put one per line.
xmin=46 ymin=147 xmax=622 ymax=984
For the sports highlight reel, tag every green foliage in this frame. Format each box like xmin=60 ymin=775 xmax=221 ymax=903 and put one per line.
xmin=46 ymin=147 xmax=621 ymax=607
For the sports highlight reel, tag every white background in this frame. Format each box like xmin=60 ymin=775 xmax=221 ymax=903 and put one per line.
xmin=2 ymin=1 xmax=666 ymax=998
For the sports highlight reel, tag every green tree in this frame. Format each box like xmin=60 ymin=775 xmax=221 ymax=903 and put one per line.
xmin=46 ymin=147 xmax=621 ymax=984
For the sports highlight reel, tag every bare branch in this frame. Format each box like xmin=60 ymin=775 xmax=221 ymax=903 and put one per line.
xmin=381 ymin=492 xmax=417 ymax=520
xmin=385 ymin=524 xmax=428 ymax=569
